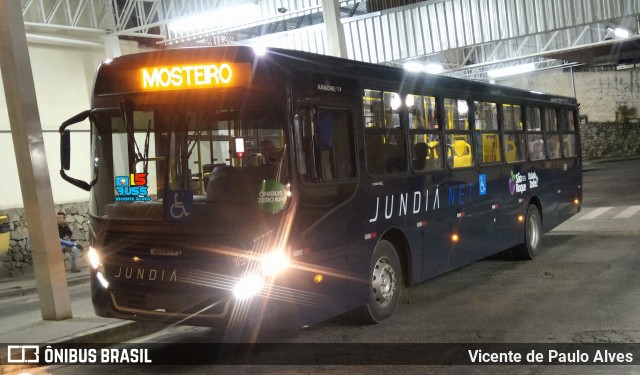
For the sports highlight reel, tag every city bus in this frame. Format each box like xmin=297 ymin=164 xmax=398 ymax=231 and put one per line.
xmin=59 ymin=46 xmax=581 ymax=330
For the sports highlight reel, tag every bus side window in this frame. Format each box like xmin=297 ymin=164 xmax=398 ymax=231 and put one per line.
xmin=444 ymin=98 xmax=472 ymax=168
xmin=446 ymin=134 xmax=473 ymax=168
xmin=444 ymin=98 xmax=469 ymax=130
xmin=503 ymin=104 xmax=526 ymax=163
xmin=562 ymin=110 xmax=577 ymax=157
xmin=474 ymin=101 xmax=501 ymax=164
xmin=383 ymin=92 xmax=402 ymax=128
xmin=546 ymin=134 xmax=562 ymax=159
xmin=411 ymin=133 xmax=442 ymax=171
xmin=363 ymin=90 xmax=383 ymax=128
xmin=528 ymin=134 xmax=545 ymax=160
xmin=544 ymin=108 xmax=562 ymax=159
xmin=365 ymin=132 xmax=386 ymax=175
xmin=363 ymin=88 xmax=407 ymax=175
xmin=526 ymin=107 xmax=545 ymax=160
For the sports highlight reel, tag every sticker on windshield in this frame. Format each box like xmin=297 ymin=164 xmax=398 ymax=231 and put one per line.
xmin=258 ymin=180 xmax=287 ymax=214
xmin=115 ymin=174 xmax=150 ymax=202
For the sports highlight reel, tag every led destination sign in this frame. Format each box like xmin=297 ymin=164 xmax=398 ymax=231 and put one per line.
xmin=140 ymin=63 xmax=250 ymax=91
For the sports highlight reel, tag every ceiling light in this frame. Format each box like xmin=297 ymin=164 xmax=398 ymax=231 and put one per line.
xmin=424 ymin=63 xmax=443 ymax=74
xmin=168 ymin=4 xmax=261 ymax=34
xmin=403 ymin=62 xmax=423 ymax=72
xmin=403 ymin=62 xmax=444 ymax=74
xmin=614 ymin=27 xmax=630 ymax=38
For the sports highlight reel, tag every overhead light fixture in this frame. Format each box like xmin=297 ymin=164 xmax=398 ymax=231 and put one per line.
xmin=487 ymin=63 xmax=536 ymax=78
xmin=606 ymin=26 xmax=631 ymax=39
xmin=168 ymin=4 xmax=261 ymax=34
xmin=403 ymin=61 xmax=423 ymax=72
xmin=403 ymin=61 xmax=444 ymax=74
xmin=424 ymin=63 xmax=443 ymax=74
xmin=614 ymin=27 xmax=630 ymax=38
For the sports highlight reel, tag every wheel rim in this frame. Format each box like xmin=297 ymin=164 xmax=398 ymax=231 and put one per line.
xmin=372 ymin=256 xmax=396 ymax=308
xmin=528 ymin=212 xmax=540 ymax=250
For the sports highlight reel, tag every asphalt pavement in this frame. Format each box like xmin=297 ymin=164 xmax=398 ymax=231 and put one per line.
xmin=0 ymin=265 xmax=164 ymax=372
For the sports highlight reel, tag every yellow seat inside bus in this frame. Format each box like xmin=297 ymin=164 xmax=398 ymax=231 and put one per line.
xmin=480 ymin=133 xmax=501 ymax=163
xmin=449 ymin=140 xmax=472 ymax=168
xmin=427 ymin=140 xmax=439 ymax=159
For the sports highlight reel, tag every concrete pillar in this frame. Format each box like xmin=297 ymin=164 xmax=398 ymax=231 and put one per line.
xmin=104 ymin=34 xmax=122 ymax=59
xmin=322 ymin=0 xmax=348 ymax=58
xmin=0 ymin=0 xmax=72 ymax=319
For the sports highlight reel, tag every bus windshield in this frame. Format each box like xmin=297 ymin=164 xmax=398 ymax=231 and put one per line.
xmin=90 ymin=95 xmax=289 ymax=221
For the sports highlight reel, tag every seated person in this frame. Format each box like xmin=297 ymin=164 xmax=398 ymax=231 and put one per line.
xmin=413 ymin=142 xmax=428 ymax=170
xmin=259 ymin=139 xmax=282 ymax=165
xmin=57 ymin=212 xmax=81 ymax=273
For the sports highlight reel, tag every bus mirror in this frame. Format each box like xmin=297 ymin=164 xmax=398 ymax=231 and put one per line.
xmin=293 ymin=114 xmax=306 ymax=175
xmin=58 ymin=109 xmax=94 ymax=191
xmin=61 ymin=130 xmax=71 ymax=170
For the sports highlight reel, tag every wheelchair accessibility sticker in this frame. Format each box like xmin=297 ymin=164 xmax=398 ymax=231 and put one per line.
xmin=165 ymin=190 xmax=193 ymax=221
xmin=478 ymin=174 xmax=487 ymax=196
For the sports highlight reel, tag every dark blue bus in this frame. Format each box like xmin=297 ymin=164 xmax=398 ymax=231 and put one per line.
xmin=59 ymin=46 xmax=581 ymax=329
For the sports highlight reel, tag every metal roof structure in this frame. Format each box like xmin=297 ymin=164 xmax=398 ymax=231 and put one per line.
xmin=19 ymin=0 xmax=640 ymax=80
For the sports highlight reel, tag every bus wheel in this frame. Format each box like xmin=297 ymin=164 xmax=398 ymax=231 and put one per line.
xmin=360 ymin=240 xmax=402 ymax=324
xmin=514 ymin=204 xmax=542 ymax=260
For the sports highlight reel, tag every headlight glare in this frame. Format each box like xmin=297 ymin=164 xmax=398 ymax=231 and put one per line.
xmin=88 ymin=246 xmax=101 ymax=269
xmin=233 ymin=275 xmax=265 ymax=300
xmin=261 ymin=251 xmax=289 ymax=276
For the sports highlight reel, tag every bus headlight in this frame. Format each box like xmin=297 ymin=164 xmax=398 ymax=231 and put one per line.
xmin=88 ymin=247 xmax=109 ymax=289
xmin=88 ymin=246 xmax=102 ymax=270
xmin=96 ymin=271 xmax=110 ymax=289
xmin=233 ymin=275 xmax=265 ymax=300
xmin=260 ymin=251 xmax=289 ymax=276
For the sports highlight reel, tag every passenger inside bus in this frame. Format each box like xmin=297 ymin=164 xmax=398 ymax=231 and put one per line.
xmin=260 ymin=139 xmax=282 ymax=165
xmin=413 ymin=142 xmax=428 ymax=170
xmin=206 ymin=140 xmax=287 ymax=203
xmin=505 ymin=140 xmax=517 ymax=162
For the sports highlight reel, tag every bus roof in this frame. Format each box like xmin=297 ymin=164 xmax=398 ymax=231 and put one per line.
xmin=94 ymin=45 xmax=577 ymax=106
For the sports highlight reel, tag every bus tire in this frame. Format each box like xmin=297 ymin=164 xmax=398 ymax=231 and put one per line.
xmin=513 ymin=204 xmax=542 ymax=260
xmin=360 ymin=240 xmax=402 ymax=324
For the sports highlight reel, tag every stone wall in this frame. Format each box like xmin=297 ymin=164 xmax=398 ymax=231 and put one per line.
xmin=0 ymin=202 xmax=90 ymax=278
xmin=580 ymin=122 xmax=640 ymax=160
xmin=497 ymin=68 xmax=640 ymax=123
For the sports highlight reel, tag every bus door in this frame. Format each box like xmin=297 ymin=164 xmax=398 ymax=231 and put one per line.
xmin=293 ymin=103 xmax=360 ymax=311
xmin=291 ymin=71 xmax=362 ymax=311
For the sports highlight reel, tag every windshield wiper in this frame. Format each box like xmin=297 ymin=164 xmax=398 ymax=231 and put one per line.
xmin=143 ymin=119 xmax=151 ymax=174
xmin=119 ymin=100 xmax=144 ymax=168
